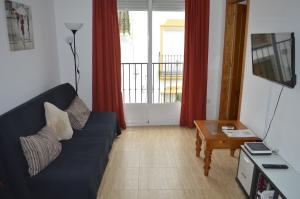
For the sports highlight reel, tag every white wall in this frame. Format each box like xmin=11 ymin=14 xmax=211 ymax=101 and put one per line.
xmin=207 ymin=0 xmax=226 ymax=119
xmin=53 ymin=0 xmax=92 ymax=109
xmin=0 ymin=0 xmax=60 ymax=114
xmin=53 ymin=0 xmax=225 ymax=123
xmin=240 ymin=0 xmax=300 ymax=172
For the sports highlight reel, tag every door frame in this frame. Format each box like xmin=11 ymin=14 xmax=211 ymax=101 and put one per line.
xmin=218 ymin=0 xmax=250 ymax=120
xmin=237 ymin=0 xmax=250 ymax=120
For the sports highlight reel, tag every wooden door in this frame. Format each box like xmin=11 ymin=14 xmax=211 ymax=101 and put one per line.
xmin=219 ymin=1 xmax=247 ymax=120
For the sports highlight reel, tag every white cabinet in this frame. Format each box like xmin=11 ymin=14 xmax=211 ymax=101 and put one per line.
xmin=237 ymin=146 xmax=300 ymax=199
xmin=237 ymin=149 xmax=255 ymax=196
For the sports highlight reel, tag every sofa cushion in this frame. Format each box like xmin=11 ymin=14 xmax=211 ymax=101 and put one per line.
xmin=30 ymin=137 xmax=110 ymax=199
xmin=66 ymin=96 xmax=90 ymax=130
xmin=82 ymin=112 xmax=120 ymax=146
xmin=44 ymin=102 xmax=73 ymax=141
xmin=84 ymin=112 xmax=119 ymax=132
xmin=20 ymin=126 xmax=62 ymax=177
xmin=0 ymin=83 xmax=76 ymax=199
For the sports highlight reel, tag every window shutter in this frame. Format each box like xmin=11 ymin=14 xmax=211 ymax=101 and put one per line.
xmin=118 ymin=0 xmax=148 ymax=10
xmin=118 ymin=0 xmax=184 ymax=11
xmin=153 ymin=0 xmax=184 ymax=11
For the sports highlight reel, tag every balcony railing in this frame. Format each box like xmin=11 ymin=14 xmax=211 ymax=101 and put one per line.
xmin=159 ymin=53 xmax=184 ymax=77
xmin=121 ymin=62 xmax=184 ymax=104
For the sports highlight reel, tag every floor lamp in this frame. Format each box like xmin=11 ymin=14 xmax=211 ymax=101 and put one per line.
xmin=64 ymin=23 xmax=83 ymax=94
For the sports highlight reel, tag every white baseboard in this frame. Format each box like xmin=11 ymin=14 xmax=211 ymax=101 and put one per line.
xmin=126 ymin=120 xmax=179 ymax=127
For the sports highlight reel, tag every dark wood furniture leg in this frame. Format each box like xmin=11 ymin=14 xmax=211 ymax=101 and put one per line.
xmin=204 ymin=147 xmax=212 ymax=176
xmin=230 ymin=149 xmax=235 ymax=157
xmin=195 ymin=131 xmax=202 ymax=157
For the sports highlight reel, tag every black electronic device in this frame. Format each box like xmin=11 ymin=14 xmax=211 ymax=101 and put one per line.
xmin=262 ymin=164 xmax=289 ymax=169
xmin=245 ymin=142 xmax=272 ymax=155
xmin=251 ymin=32 xmax=296 ymax=88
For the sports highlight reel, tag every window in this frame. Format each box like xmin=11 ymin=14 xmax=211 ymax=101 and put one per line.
xmin=152 ymin=12 xmax=184 ymax=103
xmin=119 ymin=11 xmax=148 ymax=103
xmin=118 ymin=0 xmax=184 ymax=104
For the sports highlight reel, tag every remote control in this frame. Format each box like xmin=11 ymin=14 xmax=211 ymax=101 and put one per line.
xmin=222 ymin=125 xmax=235 ymax=130
xmin=262 ymin=164 xmax=288 ymax=169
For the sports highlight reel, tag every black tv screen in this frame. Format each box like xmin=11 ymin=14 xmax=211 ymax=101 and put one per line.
xmin=251 ymin=33 xmax=296 ymax=88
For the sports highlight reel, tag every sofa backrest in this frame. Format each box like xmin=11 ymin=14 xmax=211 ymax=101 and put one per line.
xmin=0 ymin=83 xmax=76 ymax=198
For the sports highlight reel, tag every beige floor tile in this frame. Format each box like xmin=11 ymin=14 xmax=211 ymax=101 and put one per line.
xmin=97 ymin=126 xmax=246 ymax=199
xmin=139 ymin=150 xmax=176 ymax=168
xmin=138 ymin=190 xmax=186 ymax=199
xmin=139 ymin=167 xmax=182 ymax=190
xmin=184 ymin=189 xmax=206 ymax=199
xmin=138 ymin=167 xmax=165 ymax=190
xmin=98 ymin=189 xmax=138 ymax=199
xmin=111 ymin=167 xmax=139 ymax=190
xmin=110 ymin=150 xmax=140 ymax=168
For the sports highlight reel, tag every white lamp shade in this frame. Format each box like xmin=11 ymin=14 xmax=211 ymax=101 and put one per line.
xmin=64 ymin=36 xmax=73 ymax=44
xmin=64 ymin=23 xmax=83 ymax=31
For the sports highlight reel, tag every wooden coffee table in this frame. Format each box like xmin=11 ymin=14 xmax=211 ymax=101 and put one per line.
xmin=194 ymin=120 xmax=258 ymax=176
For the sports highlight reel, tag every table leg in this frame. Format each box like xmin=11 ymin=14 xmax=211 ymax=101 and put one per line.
xmin=204 ymin=148 xmax=212 ymax=176
xmin=230 ymin=149 xmax=235 ymax=157
xmin=195 ymin=132 xmax=202 ymax=157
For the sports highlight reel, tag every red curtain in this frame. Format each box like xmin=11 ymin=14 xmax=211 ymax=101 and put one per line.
xmin=92 ymin=0 xmax=126 ymax=129
xmin=180 ymin=0 xmax=210 ymax=128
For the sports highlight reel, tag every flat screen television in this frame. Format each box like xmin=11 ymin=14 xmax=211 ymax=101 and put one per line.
xmin=251 ymin=32 xmax=296 ymax=88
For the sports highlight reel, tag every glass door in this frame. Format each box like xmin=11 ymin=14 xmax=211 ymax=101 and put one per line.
xmin=119 ymin=10 xmax=149 ymax=125
xmin=119 ymin=9 xmax=185 ymax=126
xmin=148 ymin=11 xmax=184 ymax=124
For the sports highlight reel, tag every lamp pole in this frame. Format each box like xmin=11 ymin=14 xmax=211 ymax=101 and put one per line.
xmin=72 ymin=30 xmax=78 ymax=94
xmin=64 ymin=23 xmax=83 ymax=95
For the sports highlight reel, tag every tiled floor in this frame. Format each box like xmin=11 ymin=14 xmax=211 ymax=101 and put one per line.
xmin=97 ymin=126 xmax=246 ymax=199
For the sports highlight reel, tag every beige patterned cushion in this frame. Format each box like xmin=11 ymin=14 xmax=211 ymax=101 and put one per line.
xmin=66 ymin=96 xmax=91 ymax=130
xmin=44 ymin=102 xmax=73 ymax=141
xmin=20 ymin=126 xmax=62 ymax=177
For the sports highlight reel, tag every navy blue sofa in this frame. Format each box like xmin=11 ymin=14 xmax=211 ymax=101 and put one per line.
xmin=0 ymin=83 xmax=120 ymax=199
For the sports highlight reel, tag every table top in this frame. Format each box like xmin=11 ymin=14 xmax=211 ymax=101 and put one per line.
xmin=242 ymin=146 xmax=300 ymax=199
xmin=194 ymin=120 xmax=258 ymax=141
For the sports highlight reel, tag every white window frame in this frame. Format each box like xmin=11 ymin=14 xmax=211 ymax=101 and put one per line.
xmin=118 ymin=0 xmax=184 ymax=104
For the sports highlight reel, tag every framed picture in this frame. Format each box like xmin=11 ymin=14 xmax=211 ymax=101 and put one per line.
xmin=4 ymin=0 xmax=34 ymax=51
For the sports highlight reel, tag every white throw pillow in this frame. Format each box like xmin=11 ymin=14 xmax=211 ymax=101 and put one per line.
xmin=44 ymin=102 xmax=73 ymax=141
